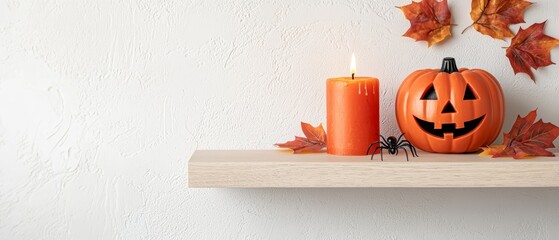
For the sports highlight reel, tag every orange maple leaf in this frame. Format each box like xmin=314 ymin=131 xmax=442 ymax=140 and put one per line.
xmin=479 ymin=145 xmax=505 ymax=156
xmin=505 ymin=21 xmax=559 ymax=81
xmin=398 ymin=0 xmax=452 ymax=47
xmin=275 ymin=122 xmax=327 ymax=154
xmin=464 ymin=0 xmax=532 ymax=40
xmin=481 ymin=109 xmax=559 ymax=159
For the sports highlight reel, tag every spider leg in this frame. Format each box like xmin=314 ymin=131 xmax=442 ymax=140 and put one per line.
xmin=400 ymin=140 xmax=414 ymax=147
xmin=366 ymin=141 xmax=381 ymax=155
xmin=406 ymin=143 xmax=419 ymax=157
xmin=376 ymin=141 xmax=389 ymax=151
xmin=400 ymin=143 xmax=419 ymax=157
xmin=397 ymin=139 xmax=413 ymax=149
xmin=378 ymin=134 xmax=389 ymax=144
xmin=371 ymin=147 xmax=382 ymax=160
xmin=394 ymin=136 xmax=409 ymax=149
xmin=410 ymin=145 xmax=418 ymax=157
xmin=395 ymin=133 xmax=405 ymax=145
xmin=399 ymin=147 xmax=410 ymax=161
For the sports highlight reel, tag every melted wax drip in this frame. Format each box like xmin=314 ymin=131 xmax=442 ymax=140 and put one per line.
xmin=358 ymin=82 xmax=361 ymax=95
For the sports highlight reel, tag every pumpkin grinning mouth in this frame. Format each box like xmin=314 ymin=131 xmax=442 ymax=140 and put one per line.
xmin=413 ymin=115 xmax=485 ymax=138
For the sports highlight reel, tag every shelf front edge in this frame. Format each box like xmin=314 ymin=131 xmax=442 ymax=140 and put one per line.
xmin=188 ymin=152 xmax=559 ymax=188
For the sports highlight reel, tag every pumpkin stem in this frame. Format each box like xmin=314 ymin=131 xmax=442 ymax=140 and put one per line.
xmin=441 ymin=57 xmax=459 ymax=74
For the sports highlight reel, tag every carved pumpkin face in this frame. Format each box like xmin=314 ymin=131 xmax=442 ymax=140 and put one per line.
xmin=396 ymin=58 xmax=505 ymax=153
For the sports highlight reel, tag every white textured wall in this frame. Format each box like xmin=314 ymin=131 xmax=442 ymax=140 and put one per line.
xmin=2 ymin=0 xmax=559 ymax=239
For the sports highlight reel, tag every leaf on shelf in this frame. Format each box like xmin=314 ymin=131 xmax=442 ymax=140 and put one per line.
xmin=275 ymin=122 xmax=327 ymax=154
xmin=479 ymin=145 xmax=505 ymax=156
xmin=505 ymin=21 xmax=559 ymax=81
xmin=398 ymin=0 xmax=452 ymax=47
xmin=480 ymin=109 xmax=559 ymax=159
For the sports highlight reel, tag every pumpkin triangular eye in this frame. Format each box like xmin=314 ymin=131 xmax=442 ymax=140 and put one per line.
xmin=421 ymin=84 xmax=438 ymax=100
xmin=463 ymin=84 xmax=477 ymax=100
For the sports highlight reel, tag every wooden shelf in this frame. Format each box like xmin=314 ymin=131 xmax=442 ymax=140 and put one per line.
xmin=188 ymin=150 xmax=559 ymax=188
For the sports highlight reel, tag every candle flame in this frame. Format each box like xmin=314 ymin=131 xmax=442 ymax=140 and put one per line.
xmin=350 ymin=53 xmax=356 ymax=76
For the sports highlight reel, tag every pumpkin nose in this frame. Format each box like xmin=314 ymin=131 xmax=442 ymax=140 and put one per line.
xmin=442 ymin=101 xmax=456 ymax=113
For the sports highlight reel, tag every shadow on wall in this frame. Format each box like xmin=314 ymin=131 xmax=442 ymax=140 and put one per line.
xmin=204 ymin=188 xmax=559 ymax=237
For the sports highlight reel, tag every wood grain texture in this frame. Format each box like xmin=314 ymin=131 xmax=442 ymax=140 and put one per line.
xmin=188 ymin=150 xmax=559 ymax=188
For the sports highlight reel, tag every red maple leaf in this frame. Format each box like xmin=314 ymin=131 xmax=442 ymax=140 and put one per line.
xmin=275 ymin=122 xmax=327 ymax=154
xmin=398 ymin=0 xmax=453 ymax=47
xmin=506 ymin=21 xmax=559 ymax=81
xmin=483 ymin=109 xmax=559 ymax=159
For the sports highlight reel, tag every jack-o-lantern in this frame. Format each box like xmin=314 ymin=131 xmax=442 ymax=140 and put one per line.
xmin=395 ymin=57 xmax=505 ymax=153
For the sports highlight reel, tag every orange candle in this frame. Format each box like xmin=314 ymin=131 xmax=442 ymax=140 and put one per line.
xmin=327 ymin=53 xmax=380 ymax=155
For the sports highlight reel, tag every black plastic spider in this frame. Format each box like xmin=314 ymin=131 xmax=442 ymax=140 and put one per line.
xmin=366 ymin=133 xmax=418 ymax=161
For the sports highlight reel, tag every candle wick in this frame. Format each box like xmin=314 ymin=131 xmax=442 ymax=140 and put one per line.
xmin=352 ymin=73 xmax=355 ymax=80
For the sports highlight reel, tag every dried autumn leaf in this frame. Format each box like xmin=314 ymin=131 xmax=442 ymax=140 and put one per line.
xmin=275 ymin=136 xmax=325 ymax=154
xmin=479 ymin=145 xmax=505 ymax=156
xmin=506 ymin=21 xmax=559 ymax=81
xmin=398 ymin=0 xmax=452 ymax=47
xmin=464 ymin=0 xmax=532 ymax=39
xmin=301 ymin=122 xmax=326 ymax=143
xmin=275 ymin=122 xmax=327 ymax=153
xmin=482 ymin=109 xmax=559 ymax=159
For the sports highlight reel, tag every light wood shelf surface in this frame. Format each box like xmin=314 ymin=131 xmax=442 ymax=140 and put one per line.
xmin=188 ymin=150 xmax=559 ymax=188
